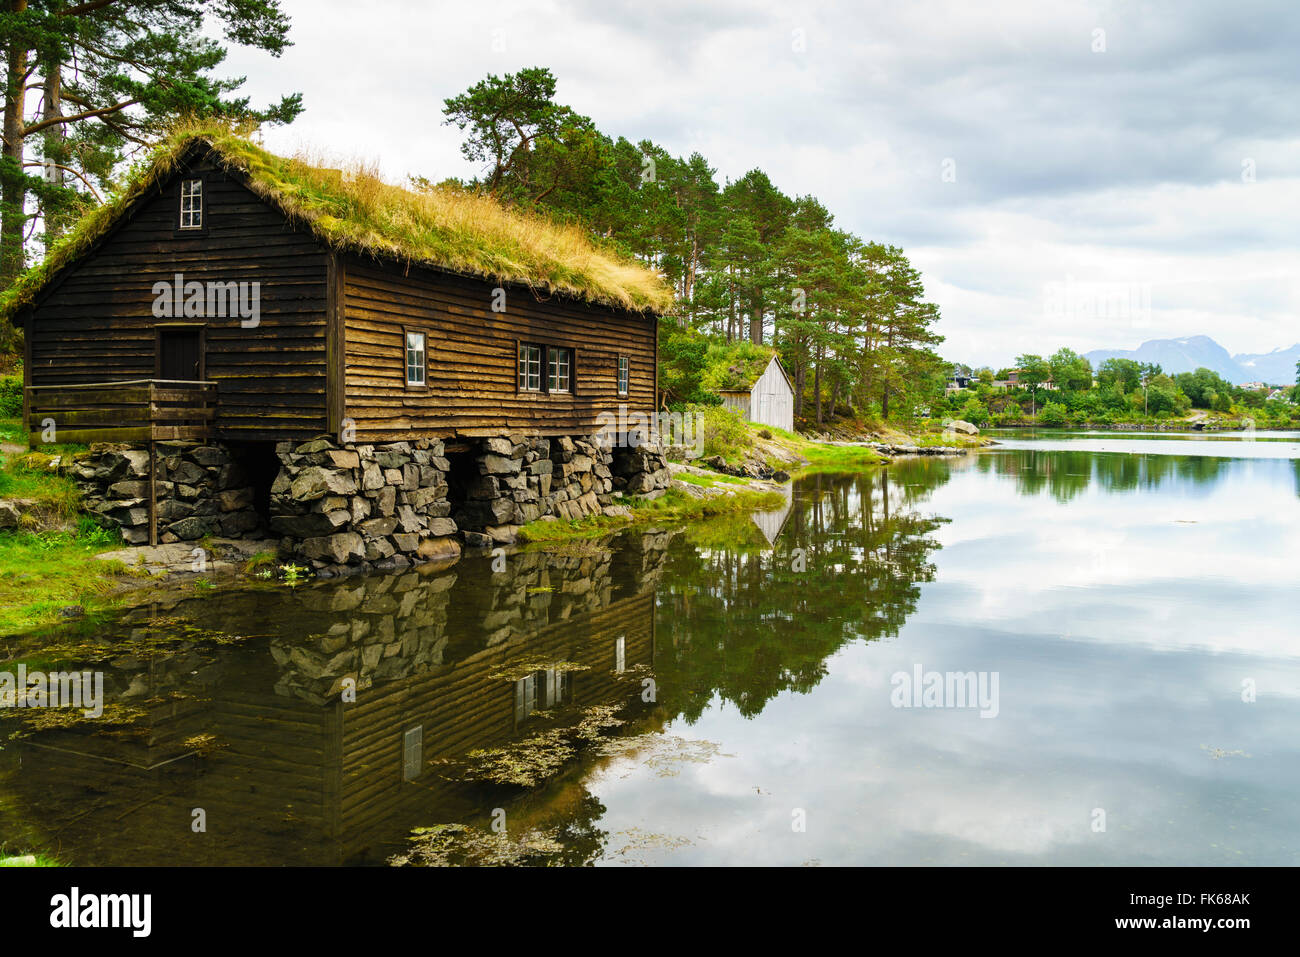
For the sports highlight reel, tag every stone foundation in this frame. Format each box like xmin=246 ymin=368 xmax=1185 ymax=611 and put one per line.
xmin=71 ymin=442 xmax=261 ymax=545
xmin=455 ymin=434 xmax=608 ymax=547
xmin=70 ymin=431 xmax=674 ymax=570
xmin=269 ymin=436 xmax=459 ymax=573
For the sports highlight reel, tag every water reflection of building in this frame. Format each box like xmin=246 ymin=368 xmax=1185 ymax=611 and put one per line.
xmin=0 ymin=533 xmax=671 ymax=865
xmin=751 ymin=484 xmax=793 ymax=546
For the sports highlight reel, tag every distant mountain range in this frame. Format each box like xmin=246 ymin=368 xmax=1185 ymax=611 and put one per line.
xmin=1082 ymin=336 xmax=1300 ymax=386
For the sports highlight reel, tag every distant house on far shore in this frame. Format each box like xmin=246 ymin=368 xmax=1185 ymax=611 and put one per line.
xmin=719 ymin=354 xmax=795 ymax=432
xmin=992 ymin=368 xmax=1057 ymax=391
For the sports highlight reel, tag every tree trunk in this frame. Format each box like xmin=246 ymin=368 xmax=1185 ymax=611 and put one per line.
xmin=749 ymin=294 xmax=762 ymax=344
xmin=793 ymin=359 xmax=805 ymax=419
xmin=814 ymin=344 xmax=823 ymax=428
xmin=41 ymin=58 xmax=65 ymax=241
xmin=1 ymin=0 xmax=31 ymax=287
xmin=726 ymin=268 xmax=736 ymax=343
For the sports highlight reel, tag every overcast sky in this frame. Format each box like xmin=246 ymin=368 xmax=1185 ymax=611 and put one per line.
xmin=222 ymin=0 xmax=1300 ymax=368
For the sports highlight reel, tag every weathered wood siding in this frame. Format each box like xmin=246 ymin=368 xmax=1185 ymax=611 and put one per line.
xmin=749 ymin=356 xmax=794 ymax=432
xmin=719 ymin=390 xmax=751 ymax=418
xmin=25 ymin=147 xmax=330 ymax=441
xmin=341 ymin=258 xmax=658 ymax=441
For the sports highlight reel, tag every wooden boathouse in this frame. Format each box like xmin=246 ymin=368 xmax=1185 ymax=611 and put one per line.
xmin=0 ymin=128 xmax=675 ymax=556
xmin=3 ymin=127 xmax=670 ymax=447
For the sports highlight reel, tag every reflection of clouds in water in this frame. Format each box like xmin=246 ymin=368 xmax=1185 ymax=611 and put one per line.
xmin=916 ymin=457 xmax=1300 ymax=657
xmin=585 ymin=448 xmax=1300 ymax=865
xmin=589 ymin=632 xmax=1300 ymax=864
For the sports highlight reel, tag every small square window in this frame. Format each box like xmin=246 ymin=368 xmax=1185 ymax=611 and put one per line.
xmin=405 ymin=331 xmax=426 ymax=386
xmin=547 ymin=347 xmax=571 ymax=393
xmin=518 ymin=343 xmax=542 ymax=391
xmin=179 ymin=179 xmax=203 ymax=229
xmin=617 ymin=356 xmax=629 ymax=396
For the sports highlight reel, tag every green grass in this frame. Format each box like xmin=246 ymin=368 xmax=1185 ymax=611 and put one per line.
xmin=518 ymin=487 xmax=786 ymax=544
xmin=0 ymin=416 xmax=23 ymax=446
xmin=0 ymin=855 xmax=59 ymax=866
xmin=674 ymin=470 xmax=747 ymax=488
xmin=0 ymin=428 xmax=136 ymax=635
xmin=0 ymin=525 xmax=133 ymax=636
xmin=746 ymin=424 xmax=888 ymax=474
xmin=243 ymin=551 xmax=278 ymax=574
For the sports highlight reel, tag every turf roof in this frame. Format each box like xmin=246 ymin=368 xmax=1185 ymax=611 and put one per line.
xmin=1 ymin=123 xmax=674 ymax=323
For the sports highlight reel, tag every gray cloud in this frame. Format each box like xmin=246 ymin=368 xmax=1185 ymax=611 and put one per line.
xmin=223 ymin=0 xmax=1300 ymax=365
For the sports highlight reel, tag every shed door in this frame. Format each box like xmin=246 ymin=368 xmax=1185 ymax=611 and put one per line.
xmin=158 ymin=328 xmax=202 ymax=380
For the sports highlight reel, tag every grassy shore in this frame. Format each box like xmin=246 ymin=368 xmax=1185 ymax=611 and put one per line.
xmin=518 ymin=485 xmax=787 ymax=544
xmin=0 ymin=853 xmax=60 ymax=866
xmin=0 ymin=418 xmax=139 ymax=635
xmin=0 ymin=410 xmax=975 ymax=629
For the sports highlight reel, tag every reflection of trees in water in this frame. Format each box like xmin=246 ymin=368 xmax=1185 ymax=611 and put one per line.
xmin=976 ymin=449 xmax=1231 ymax=502
xmin=653 ymin=465 xmax=951 ymax=723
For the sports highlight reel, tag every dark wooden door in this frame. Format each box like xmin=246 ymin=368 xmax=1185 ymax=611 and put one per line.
xmin=158 ymin=328 xmax=202 ymax=380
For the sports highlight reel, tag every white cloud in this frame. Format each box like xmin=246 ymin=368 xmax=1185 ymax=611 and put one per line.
xmin=221 ymin=0 xmax=1300 ymax=367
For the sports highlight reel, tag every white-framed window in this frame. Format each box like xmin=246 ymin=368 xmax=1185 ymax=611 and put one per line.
xmin=617 ymin=356 xmax=629 ymax=396
xmin=402 ymin=725 xmax=423 ymax=781
xmin=514 ymin=669 xmax=568 ymax=725
xmin=179 ymin=178 xmax=203 ymax=229
xmin=405 ymin=331 xmax=426 ymax=386
xmin=548 ymin=347 xmax=571 ymax=393
xmin=518 ymin=343 xmax=542 ymax=391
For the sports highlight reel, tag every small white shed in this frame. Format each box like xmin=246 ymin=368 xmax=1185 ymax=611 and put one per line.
xmin=719 ymin=355 xmax=795 ymax=432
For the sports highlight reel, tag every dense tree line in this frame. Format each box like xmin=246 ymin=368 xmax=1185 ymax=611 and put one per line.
xmin=942 ymin=348 xmax=1300 ymax=428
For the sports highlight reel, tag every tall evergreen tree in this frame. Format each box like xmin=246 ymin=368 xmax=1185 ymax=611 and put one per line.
xmin=0 ymin=0 xmax=303 ymax=309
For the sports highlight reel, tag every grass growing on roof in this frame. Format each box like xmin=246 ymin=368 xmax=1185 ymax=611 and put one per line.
xmin=700 ymin=341 xmax=778 ymax=392
xmin=0 ymin=121 xmax=674 ymax=322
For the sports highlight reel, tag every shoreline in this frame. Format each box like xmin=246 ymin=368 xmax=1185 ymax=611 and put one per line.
xmin=0 ymin=420 xmax=982 ymax=635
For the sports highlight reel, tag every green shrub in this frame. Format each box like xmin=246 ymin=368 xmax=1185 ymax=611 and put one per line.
xmin=1039 ymin=401 xmax=1070 ymax=427
xmin=0 ymin=374 xmax=21 ymax=418
xmin=689 ymin=404 xmax=752 ymax=460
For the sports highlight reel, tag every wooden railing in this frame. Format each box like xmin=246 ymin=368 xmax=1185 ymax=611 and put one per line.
xmin=25 ymin=379 xmax=218 ymax=447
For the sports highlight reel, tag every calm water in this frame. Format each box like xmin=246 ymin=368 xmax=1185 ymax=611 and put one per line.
xmin=2 ymin=432 xmax=1297 ymax=865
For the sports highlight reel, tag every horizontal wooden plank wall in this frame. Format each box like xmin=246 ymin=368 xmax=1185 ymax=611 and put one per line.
xmin=26 ymin=149 xmax=330 ymax=442
xmin=342 ymin=258 xmax=658 ymax=441
xmin=336 ymin=591 xmax=655 ymax=850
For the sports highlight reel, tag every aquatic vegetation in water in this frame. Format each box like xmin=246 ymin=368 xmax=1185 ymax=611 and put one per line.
xmin=279 ymin=563 xmax=310 ymax=585
xmin=596 ymin=734 xmax=733 ymax=777
xmin=389 ymin=823 xmax=566 ymax=867
xmin=488 ymin=658 xmax=591 ymax=683
xmin=436 ymin=702 xmax=629 ymax=787
xmin=22 ymin=615 xmax=255 ymax=665
xmin=183 ymin=733 xmax=227 ymax=757
xmin=452 ymin=730 xmax=578 ymax=788
xmin=1202 ymin=745 xmax=1250 ymax=760
xmin=2 ymin=702 xmax=146 ymax=739
xmin=607 ymin=826 xmax=694 ymax=864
